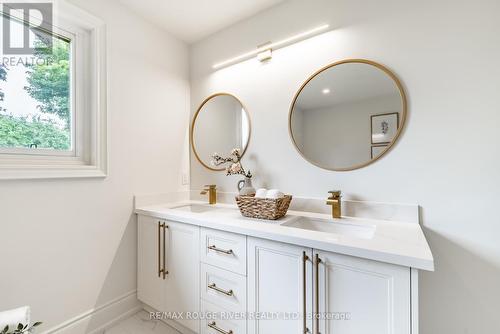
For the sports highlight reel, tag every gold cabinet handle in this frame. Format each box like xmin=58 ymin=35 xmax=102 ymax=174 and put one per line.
xmin=208 ymin=321 xmax=233 ymax=334
xmin=163 ymin=224 xmax=169 ymax=279
xmin=158 ymin=221 xmax=162 ymax=278
xmin=303 ymin=251 xmax=310 ymax=334
xmin=158 ymin=222 xmax=168 ymax=279
xmin=208 ymin=245 xmax=233 ymax=255
xmin=314 ymin=254 xmax=321 ymax=334
xmin=208 ymin=283 xmax=233 ymax=296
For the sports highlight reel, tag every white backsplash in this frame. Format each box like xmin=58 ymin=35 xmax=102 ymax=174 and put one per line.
xmin=134 ymin=191 xmax=190 ymax=207
xmin=135 ymin=191 xmax=419 ymax=224
xmin=191 ymin=190 xmax=419 ymax=224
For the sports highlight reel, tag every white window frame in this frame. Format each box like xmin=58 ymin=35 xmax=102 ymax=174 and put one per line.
xmin=0 ymin=1 xmax=107 ymax=179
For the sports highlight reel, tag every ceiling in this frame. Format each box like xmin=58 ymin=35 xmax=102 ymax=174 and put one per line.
xmin=116 ymin=0 xmax=286 ymax=43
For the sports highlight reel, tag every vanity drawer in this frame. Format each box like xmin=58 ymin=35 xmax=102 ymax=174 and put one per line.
xmin=201 ymin=263 xmax=246 ymax=312
xmin=201 ymin=228 xmax=247 ymax=275
xmin=201 ymin=300 xmax=246 ymax=334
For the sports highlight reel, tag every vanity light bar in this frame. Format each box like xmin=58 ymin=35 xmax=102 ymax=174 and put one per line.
xmin=212 ymin=24 xmax=330 ymax=69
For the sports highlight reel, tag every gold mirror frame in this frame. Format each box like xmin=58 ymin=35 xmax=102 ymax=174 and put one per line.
xmin=191 ymin=92 xmax=251 ymax=171
xmin=288 ymin=59 xmax=407 ymax=171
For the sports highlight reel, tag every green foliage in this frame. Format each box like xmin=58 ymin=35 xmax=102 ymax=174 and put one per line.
xmin=0 ymin=64 xmax=6 ymax=107
xmin=24 ymin=39 xmax=71 ymax=129
xmin=0 ymin=114 xmax=70 ymax=150
xmin=0 ymin=38 xmax=71 ymax=151
xmin=0 ymin=65 xmax=6 ymax=81
xmin=1 ymin=322 xmax=42 ymax=334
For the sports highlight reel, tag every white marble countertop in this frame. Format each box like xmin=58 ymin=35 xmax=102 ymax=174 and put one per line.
xmin=135 ymin=201 xmax=434 ymax=271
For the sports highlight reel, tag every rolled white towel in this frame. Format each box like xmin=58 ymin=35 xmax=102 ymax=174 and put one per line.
xmin=0 ymin=306 xmax=30 ymax=330
xmin=266 ymin=189 xmax=284 ymax=199
xmin=255 ymin=188 xmax=268 ymax=198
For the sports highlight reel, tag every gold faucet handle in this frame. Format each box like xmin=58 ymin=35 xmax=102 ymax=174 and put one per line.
xmin=328 ymin=190 xmax=341 ymax=199
xmin=201 ymin=185 xmax=216 ymax=195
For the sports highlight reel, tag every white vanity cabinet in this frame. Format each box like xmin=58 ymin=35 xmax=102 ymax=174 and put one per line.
xmin=247 ymin=237 xmax=411 ymax=334
xmin=137 ymin=214 xmax=420 ymax=334
xmin=137 ymin=215 xmax=200 ymax=333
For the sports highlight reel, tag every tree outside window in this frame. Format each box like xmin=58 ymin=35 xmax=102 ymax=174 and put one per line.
xmin=0 ymin=35 xmax=72 ymax=151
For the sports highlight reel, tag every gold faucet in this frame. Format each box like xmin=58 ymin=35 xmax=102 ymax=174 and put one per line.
xmin=326 ymin=190 xmax=342 ymax=219
xmin=201 ymin=185 xmax=217 ymax=205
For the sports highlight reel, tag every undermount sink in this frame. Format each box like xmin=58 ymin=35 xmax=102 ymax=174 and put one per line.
xmin=170 ymin=204 xmax=220 ymax=213
xmin=281 ymin=217 xmax=376 ymax=239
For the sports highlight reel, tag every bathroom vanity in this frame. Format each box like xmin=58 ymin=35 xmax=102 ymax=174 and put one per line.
xmin=152 ymin=53 xmax=432 ymax=334
xmin=135 ymin=200 xmax=433 ymax=334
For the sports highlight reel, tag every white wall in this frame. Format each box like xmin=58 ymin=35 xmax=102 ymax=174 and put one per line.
xmin=190 ymin=0 xmax=500 ymax=332
xmin=0 ymin=0 xmax=190 ymax=331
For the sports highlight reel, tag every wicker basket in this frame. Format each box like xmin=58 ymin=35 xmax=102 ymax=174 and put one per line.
xmin=235 ymin=195 xmax=292 ymax=220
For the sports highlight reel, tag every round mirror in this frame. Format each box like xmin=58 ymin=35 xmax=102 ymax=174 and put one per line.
xmin=191 ymin=93 xmax=251 ymax=171
xmin=289 ymin=59 xmax=406 ymax=171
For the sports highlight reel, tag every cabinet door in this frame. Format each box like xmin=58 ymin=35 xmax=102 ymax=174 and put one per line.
xmin=315 ymin=251 xmax=410 ymax=334
xmin=248 ymin=237 xmax=313 ymax=334
xmin=137 ymin=215 xmax=165 ymax=311
xmin=164 ymin=220 xmax=200 ymax=333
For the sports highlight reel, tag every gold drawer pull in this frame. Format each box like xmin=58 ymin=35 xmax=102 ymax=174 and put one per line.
xmin=208 ymin=283 xmax=234 ymax=296
xmin=208 ymin=321 xmax=233 ymax=334
xmin=208 ymin=245 xmax=233 ymax=255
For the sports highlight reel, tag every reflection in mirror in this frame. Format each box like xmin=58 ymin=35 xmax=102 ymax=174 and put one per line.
xmin=290 ymin=59 xmax=406 ymax=171
xmin=192 ymin=93 xmax=250 ymax=171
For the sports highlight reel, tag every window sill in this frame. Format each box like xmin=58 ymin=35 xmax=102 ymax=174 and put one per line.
xmin=0 ymin=165 xmax=107 ymax=180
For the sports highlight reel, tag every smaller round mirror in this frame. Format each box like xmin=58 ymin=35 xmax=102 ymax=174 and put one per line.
xmin=192 ymin=93 xmax=251 ymax=171
xmin=289 ymin=59 xmax=407 ymax=171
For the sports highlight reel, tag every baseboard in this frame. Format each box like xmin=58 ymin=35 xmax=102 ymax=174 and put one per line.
xmin=41 ymin=290 xmax=141 ymax=334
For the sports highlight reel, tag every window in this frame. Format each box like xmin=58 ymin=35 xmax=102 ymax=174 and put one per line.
xmin=0 ymin=28 xmax=72 ymax=154
xmin=0 ymin=2 xmax=107 ymax=179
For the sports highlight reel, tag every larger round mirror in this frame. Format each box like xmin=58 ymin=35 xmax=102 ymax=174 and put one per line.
xmin=289 ymin=59 xmax=406 ymax=171
xmin=192 ymin=93 xmax=251 ymax=171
